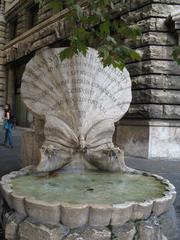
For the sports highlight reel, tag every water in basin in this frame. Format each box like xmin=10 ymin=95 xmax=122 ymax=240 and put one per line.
xmin=11 ymin=171 xmax=166 ymax=205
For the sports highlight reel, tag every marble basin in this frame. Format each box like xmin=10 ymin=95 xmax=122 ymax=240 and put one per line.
xmin=0 ymin=167 xmax=176 ymax=229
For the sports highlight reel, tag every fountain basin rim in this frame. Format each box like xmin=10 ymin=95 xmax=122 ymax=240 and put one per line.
xmin=0 ymin=166 xmax=176 ymax=228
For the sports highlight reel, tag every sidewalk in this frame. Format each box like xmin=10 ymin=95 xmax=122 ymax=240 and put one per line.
xmin=0 ymin=127 xmax=180 ymax=239
xmin=0 ymin=127 xmax=21 ymax=178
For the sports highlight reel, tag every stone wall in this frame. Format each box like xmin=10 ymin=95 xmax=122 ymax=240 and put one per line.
xmin=123 ymin=0 xmax=180 ymax=120
xmin=3 ymin=0 xmax=180 ymax=120
xmin=1 ymin=0 xmax=180 ymax=159
xmin=115 ymin=1 xmax=180 ymax=160
xmin=0 ymin=1 xmax=6 ymax=121
xmin=5 ymin=0 xmax=53 ymax=41
xmin=4 ymin=1 xmax=67 ymax=63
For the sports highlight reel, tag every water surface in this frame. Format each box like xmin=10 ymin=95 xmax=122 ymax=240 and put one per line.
xmin=12 ymin=171 xmax=166 ymax=205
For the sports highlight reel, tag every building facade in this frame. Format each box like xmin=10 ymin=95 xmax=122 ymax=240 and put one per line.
xmin=0 ymin=0 xmax=180 ymax=159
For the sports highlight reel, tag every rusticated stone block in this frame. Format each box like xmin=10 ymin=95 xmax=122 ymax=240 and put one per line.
xmin=127 ymin=104 xmax=164 ymax=119
xmin=122 ymin=4 xmax=152 ymax=22
xmin=155 ymin=0 xmax=180 ymax=3
xmin=132 ymin=89 xmax=180 ymax=105
xmin=136 ymin=217 xmax=162 ymax=240
xmin=151 ymin=3 xmax=180 ymax=17
xmin=0 ymin=72 xmax=6 ymax=78
xmin=64 ymin=227 xmax=111 ymax=240
xmin=4 ymin=212 xmax=25 ymax=240
xmin=163 ymin=105 xmax=180 ymax=119
xmin=130 ymin=0 xmax=151 ymax=10
xmin=112 ymin=222 xmax=136 ymax=240
xmin=132 ymin=32 xmax=176 ymax=48
xmin=128 ymin=60 xmax=180 ymax=76
xmin=19 ymin=218 xmax=69 ymax=240
xmin=138 ymin=45 xmax=174 ymax=61
xmin=128 ymin=103 xmax=180 ymax=120
xmin=138 ymin=17 xmax=168 ymax=32
xmin=132 ymin=75 xmax=180 ymax=90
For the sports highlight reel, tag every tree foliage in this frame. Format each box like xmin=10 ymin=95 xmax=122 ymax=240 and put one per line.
xmin=172 ymin=47 xmax=180 ymax=65
xmin=34 ymin=0 xmax=142 ymax=70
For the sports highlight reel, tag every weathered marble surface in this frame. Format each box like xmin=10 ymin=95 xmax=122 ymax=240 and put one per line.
xmin=116 ymin=120 xmax=180 ymax=160
xmin=0 ymin=205 xmax=175 ymax=240
xmin=0 ymin=167 xmax=176 ymax=229
xmin=21 ymin=47 xmax=132 ymax=172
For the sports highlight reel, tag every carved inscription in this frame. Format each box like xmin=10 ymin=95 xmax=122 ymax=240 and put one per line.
xmin=56 ymin=54 xmax=130 ymax=115
xmin=22 ymin=47 xmax=131 ymax=120
xmin=21 ymin=47 xmax=132 ymax=172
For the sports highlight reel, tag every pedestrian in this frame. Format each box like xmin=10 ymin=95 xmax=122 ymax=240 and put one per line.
xmin=2 ymin=104 xmax=13 ymax=148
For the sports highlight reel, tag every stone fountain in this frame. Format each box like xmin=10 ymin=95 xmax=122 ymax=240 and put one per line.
xmin=0 ymin=47 xmax=176 ymax=240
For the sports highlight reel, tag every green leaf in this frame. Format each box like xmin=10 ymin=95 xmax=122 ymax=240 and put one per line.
xmin=72 ymin=4 xmax=83 ymax=19
xmin=35 ymin=0 xmax=143 ymax=70
xmin=34 ymin=0 xmax=43 ymax=5
xmin=74 ymin=28 xmax=90 ymax=42
xmin=64 ymin=0 xmax=76 ymax=7
xmin=130 ymin=49 xmax=141 ymax=61
xmin=172 ymin=47 xmax=180 ymax=65
xmin=48 ymin=0 xmax=63 ymax=10
xmin=100 ymin=20 xmax=110 ymax=36
xmin=59 ymin=47 xmax=75 ymax=61
xmin=117 ymin=22 xmax=141 ymax=40
xmin=112 ymin=60 xmax=125 ymax=70
xmin=98 ymin=46 xmax=110 ymax=60
xmin=106 ymin=36 xmax=117 ymax=45
xmin=128 ymin=25 xmax=142 ymax=40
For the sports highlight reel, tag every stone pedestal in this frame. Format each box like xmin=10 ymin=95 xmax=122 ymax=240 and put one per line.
xmin=1 ymin=210 xmax=174 ymax=240
xmin=116 ymin=120 xmax=180 ymax=160
xmin=21 ymin=118 xmax=44 ymax=167
xmin=0 ymin=167 xmax=176 ymax=240
xmin=21 ymin=129 xmax=40 ymax=167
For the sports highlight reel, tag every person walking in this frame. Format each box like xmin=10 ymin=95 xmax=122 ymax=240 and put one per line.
xmin=2 ymin=104 xmax=13 ymax=148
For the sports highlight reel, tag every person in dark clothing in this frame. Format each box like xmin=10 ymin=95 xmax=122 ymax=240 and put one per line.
xmin=2 ymin=104 xmax=13 ymax=148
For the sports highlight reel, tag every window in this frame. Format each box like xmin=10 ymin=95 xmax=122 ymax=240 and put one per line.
xmin=9 ymin=17 xmax=18 ymax=40
xmin=26 ymin=3 xmax=39 ymax=29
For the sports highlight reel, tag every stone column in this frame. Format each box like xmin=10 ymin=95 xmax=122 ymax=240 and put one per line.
xmin=0 ymin=0 xmax=6 ymax=123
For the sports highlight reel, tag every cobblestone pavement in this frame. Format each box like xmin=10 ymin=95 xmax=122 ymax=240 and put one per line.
xmin=0 ymin=127 xmax=180 ymax=239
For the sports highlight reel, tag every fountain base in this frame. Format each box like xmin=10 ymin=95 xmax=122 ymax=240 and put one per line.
xmin=2 ymin=207 xmax=174 ymax=240
xmin=0 ymin=167 xmax=176 ymax=240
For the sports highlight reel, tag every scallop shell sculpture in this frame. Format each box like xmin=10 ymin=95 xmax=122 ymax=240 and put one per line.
xmin=21 ymin=47 xmax=132 ymax=172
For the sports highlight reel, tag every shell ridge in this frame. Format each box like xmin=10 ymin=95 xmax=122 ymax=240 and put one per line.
xmin=22 ymin=47 xmax=132 ymax=172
